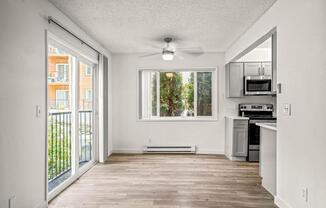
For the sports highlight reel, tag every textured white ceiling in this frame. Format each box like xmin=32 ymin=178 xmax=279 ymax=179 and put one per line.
xmin=50 ymin=0 xmax=276 ymax=53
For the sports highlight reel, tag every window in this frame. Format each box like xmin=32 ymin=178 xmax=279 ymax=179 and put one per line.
xmin=55 ymin=90 xmax=69 ymax=109
xmin=85 ymin=65 xmax=92 ymax=76
xmin=56 ymin=64 xmax=69 ymax=82
xmin=85 ymin=89 xmax=92 ymax=101
xmin=138 ymin=69 xmax=216 ymax=120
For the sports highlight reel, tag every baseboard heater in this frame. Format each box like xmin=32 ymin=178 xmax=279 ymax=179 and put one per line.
xmin=143 ymin=146 xmax=196 ymax=154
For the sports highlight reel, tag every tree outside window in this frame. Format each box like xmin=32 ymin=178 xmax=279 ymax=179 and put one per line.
xmin=140 ymin=69 xmax=215 ymax=120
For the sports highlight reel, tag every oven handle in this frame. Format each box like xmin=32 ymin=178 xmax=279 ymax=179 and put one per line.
xmin=249 ymin=119 xmax=276 ymax=124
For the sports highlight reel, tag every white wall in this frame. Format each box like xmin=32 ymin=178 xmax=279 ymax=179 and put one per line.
xmin=236 ymin=48 xmax=271 ymax=62
xmin=226 ymin=0 xmax=326 ymax=207
xmin=112 ymin=53 xmax=275 ymax=154
xmin=0 ymin=0 xmax=112 ymax=207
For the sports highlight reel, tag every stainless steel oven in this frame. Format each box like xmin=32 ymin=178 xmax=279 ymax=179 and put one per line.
xmin=244 ymin=75 xmax=272 ymax=95
xmin=239 ymin=104 xmax=276 ymax=162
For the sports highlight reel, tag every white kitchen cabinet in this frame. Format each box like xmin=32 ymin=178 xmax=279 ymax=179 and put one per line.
xmin=244 ymin=62 xmax=261 ymax=75
xmin=225 ymin=116 xmax=249 ymax=160
xmin=256 ymin=123 xmax=277 ymax=196
xmin=262 ymin=62 xmax=272 ymax=76
xmin=233 ymin=123 xmax=248 ymax=156
xmin=244 ymin=62 xmax=272 ymax=76
xmin=226 ymin=61 xmax=274 ymax=98
xmin=226 ymin=63 xmax=243 ymax=98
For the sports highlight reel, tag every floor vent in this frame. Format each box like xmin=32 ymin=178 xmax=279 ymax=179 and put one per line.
xmin=143 ymin=146 xmax=196 ymax=154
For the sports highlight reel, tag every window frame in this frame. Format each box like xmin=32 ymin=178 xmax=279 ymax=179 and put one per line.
xmin=137 ymin=68 xmax=218 ymax=122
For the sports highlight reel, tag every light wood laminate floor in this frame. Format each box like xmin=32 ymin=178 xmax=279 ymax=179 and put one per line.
xmin=49 ymin=154 xmax=277 ymax=208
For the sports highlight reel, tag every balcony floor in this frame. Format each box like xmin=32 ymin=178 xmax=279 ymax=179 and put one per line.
xmin=48 ymin=170 xmax=72 ymax=193
xmin=49 ymin=154 xmax=276 ymax=208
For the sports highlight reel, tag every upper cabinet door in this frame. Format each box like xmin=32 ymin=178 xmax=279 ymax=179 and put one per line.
xmin=226 ymin=63 xmax=244 ymax=98
xmin=244 ymin=62 xmax=261 ymax=76
xmin=262 ymin=62 xmax=272 ymax=76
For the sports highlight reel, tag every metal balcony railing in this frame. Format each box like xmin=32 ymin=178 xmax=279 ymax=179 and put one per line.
xmin=47 ymin=110 xmax=93 ymax=191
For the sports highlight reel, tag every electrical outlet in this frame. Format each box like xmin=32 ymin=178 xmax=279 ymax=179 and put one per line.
xmin=302 ymin=188 xmax=308 ymax=202
xmin=283 ymin=103 xmax=291 ymax=116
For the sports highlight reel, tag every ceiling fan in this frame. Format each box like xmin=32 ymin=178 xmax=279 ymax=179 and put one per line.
xmin=140 ymin=37 xmax=203 ymax=61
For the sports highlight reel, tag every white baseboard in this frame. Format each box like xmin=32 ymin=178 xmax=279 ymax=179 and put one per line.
xmin=112 ymin=148 xmax=224 ymax=155
xmin=112 ymin=148 xmax=143 ymax=154
xmin=274 ymin=196 xmax=292 ymax=208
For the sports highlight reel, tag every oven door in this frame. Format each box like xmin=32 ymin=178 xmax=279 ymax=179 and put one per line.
xmin=247 ymin=119 xmax=276 ymax=162
xmin=244 ymin=76 xmax=272 ymax=95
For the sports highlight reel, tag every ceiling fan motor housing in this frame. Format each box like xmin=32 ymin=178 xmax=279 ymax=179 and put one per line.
xmin=164 ymin=37 xmax=173 ymax=43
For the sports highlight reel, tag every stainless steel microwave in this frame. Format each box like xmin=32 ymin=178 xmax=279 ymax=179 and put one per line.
xmin=244 ymin=75 xmax=272 ymax=95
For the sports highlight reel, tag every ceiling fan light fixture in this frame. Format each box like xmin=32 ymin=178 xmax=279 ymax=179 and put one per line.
xmin=162 ymin=50 xmax=174 ymax=61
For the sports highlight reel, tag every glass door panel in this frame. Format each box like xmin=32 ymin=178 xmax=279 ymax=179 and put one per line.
xmin=47 ymin=38 xmax=98 ymax=198
xmin=47 ymin=44 xmax=74 ymax=192
xmin=78 ymin=61 xmax=94 ymax=167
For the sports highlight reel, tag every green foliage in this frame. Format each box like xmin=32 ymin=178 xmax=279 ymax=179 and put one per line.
xmin=47 ymin=117 xmax=71 ymax=180
xmin=151 ymin=73 xmax=158 ymax=116
xmin=182 ymin=73 xmax=194 ymax=113
xmin=47 ymin=114 xmax=92 ymax=181
xmin=197 ymin=72 xmax=212 ymax=116
xmin=160 ymin=72 xmax=184 ymax=116
xmin=159 ymin=72 xmax=195 ymax=117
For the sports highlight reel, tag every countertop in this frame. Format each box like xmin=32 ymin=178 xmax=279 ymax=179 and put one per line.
xmin=224 ymin=116 xmax=249 ymax=120
xmin=256 ymin=123 xmax=277 ymax=131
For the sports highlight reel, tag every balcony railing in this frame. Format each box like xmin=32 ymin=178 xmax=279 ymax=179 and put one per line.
xmin=48 ymin=110 xmax=93 ymax=192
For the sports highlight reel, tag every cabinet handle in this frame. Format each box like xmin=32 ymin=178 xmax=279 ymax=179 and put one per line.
xmin=262 ymin=67 xmax=265 ymax=75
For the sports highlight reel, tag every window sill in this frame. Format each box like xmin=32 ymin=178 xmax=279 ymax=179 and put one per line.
xmin=138 ymin=117 xmax=218 ymax=122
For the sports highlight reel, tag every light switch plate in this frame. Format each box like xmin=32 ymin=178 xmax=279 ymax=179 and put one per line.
xmin=283 ymin=103 xmax=291 ymax=116
xmin=277 ymin=83 xmax=282 ymax=94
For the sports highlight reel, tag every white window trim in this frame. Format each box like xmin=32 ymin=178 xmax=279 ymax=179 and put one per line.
xmin=136 ymin=67 xmax=218 ymax=122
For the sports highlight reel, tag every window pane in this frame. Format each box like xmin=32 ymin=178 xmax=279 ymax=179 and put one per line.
xmin=47 ymin=45 xmax=73 ymax=192
xmin=197 ymin=72 xmax=212 ymax=116
xmin=160 ymin=72 xmax=194 ymax=117
xmin=151 ymin=72 xmax=158 ymax=116
xmin=79 ymin=61 xmax=94 ymax=167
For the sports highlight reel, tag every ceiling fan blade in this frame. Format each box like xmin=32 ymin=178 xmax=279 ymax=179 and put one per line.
xmin=176 ymin=47 xmax=203 ymax=51
xmin=179 ymin=51 xmax=204 ymax=56
xmin=177 ymin=47 xmax=204 ymax=56
xmin=139 ymin=52 xmax=161 ymax=58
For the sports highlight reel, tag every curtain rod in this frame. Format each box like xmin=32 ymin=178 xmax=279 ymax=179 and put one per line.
xmin=48 ymin=16 xmax=101 ymax=55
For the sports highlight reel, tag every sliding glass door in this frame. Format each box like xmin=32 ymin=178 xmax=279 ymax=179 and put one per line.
xmin=47 ymin=37 xmax=97 ymax=196
xmin=78 ymin=61 xmax=95 ymax=167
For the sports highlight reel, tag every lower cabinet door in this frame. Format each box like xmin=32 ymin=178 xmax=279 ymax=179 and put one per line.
xmin=233 ymin=126 xmax=248 ymax=157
